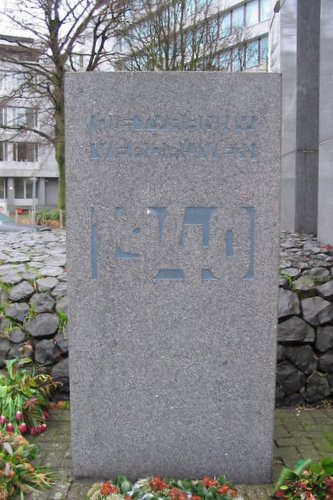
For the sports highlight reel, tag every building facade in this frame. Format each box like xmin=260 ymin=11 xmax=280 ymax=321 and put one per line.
xmin=0 ymin=36 xmax=58 ymax=215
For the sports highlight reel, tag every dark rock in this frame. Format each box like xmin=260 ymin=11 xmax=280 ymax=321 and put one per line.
xmin=328 ymin=373 xmax=333 ymax=389
xmin=34 ymin=339 xmax=61 ymax=366
xmin=56 ymin=296 xmax=68 ymax=315
xmin=301 ymin=297 xmax=333 ymax=326
xmin=278 ymin=316 xmax=315 ymax=343
xmin=278 ymin=289 xmax=300 ymax=318
xmin=5 ymin=303 xmax=29 ymax=323
xmin=318 ymin=351 xmax=333 ymax=372
xmin=54 ymin=334 xmax=68 ymax=355
xmin=317 ymin=280 xmax=333 ymax=299
xmin=277 ymin=345 xmax=285 ymax=362
xmin=51 ymin=358 xmax=69 ymax=399
xmin=285 ymin=346 xmax=317 ymax=375
xmin=24 ymin=313 xmax=59 ymax=339
xmin=30 ymin=293 xmax=55 ymax=313
xmin=7 ymin=344 xmax=22 ymax=359
xmin=315 ymin=326 xmax=333 ymax=352
xmin=8 ymin=281 xmax=34 ymax=301
xmin=276 ymin=361 xmax=306 ymax=394
xmin=8 ymin=327 xmax=26 ymax=344
xmin=275 ymin=385 xmax=286 ymax=407
xmin=0 ymin=338 xmax=11 ymax=367
xmin=280 ymin=393 xmax=305 ymax=408
xmin=301 ymin=372 xmax=332 ymax=403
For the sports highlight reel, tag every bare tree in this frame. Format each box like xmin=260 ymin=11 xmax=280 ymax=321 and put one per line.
xmin=114 ymin=0 xmax=257 ymax=72
xmin=0 ymin=0 xmax=130 ymax=209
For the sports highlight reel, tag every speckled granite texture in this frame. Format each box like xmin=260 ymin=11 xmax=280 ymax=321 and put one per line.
xmin=65 ymin=73 xmax=281 ymax=483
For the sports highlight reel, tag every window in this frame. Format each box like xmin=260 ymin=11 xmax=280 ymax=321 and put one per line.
xmin=232 ymin=47 xmax=245 ymax=71
xmin=260 ymin=0 xmax=271 ymax=21
xmin=0 ymin=107 xmax=7 ymax=126
xmin=12 ymin=107 xmax=38 ymax=128
xmin=260 ymin=35 xmax=268 ymax=62
xmin=219 ymin=51 xmax=231 ymax=71
xmin=14 ymin=178 xmax=36 ymax=199
xmin=245 ymin=35 xmax=268 ymax=68
xmin=13 ymin=143 xmax=38 ymax=162
xmin=246 ymin=40 xmax=259 ymax=67
xmin=246 ymin=0 xmax=259 ymax=26
xmin=0 ymin=178 xmax=6 ymax=199
xmin=232 ymin=6 xmax=244 ymax=31
xmin=0 ymin=143 xmax=7 ymax=161
xmin=220 ymin=12 xmax=231 ymax=37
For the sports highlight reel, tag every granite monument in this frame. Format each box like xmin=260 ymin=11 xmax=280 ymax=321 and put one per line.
xmin=65 ymin=73 xmax=281 ymax=483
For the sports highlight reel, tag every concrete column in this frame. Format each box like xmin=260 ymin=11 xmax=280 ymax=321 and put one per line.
xmin=294 ymin=0 xmax=320 ymax=234
xmin=38 ymin=178 xmax=46 ymax=207
xmin=318 ymin=0 xmax=333 ymax=245
xmin=7 ymin=178 xmax=15 ymax=213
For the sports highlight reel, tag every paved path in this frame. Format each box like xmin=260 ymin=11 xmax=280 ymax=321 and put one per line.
xmin=26 ymin=407 xmax=333 ymax=499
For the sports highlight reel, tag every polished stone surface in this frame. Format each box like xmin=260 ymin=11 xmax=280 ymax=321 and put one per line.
xmin=318 ymin=0 xmax=333 ymax=245
xmin=65 ymin=73 xmax=281 ymax=483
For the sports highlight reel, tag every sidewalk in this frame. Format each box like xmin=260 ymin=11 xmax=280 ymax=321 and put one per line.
xmin=27 ymin=408 xmax=333 ymax=500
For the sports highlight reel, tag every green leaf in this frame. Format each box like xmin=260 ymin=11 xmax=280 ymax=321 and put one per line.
xmin=121 ymin=480 xmax=132 ymax=493
xmin=273 ymin=467 xmax=293 ymax=493
xmin=0 ymin=386 xmax=8 ymax=398
xmin=291 ymin=458 xmax=312 ymax=477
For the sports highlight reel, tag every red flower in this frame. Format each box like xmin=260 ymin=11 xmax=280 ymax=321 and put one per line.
xmin=169 ymin=487 xmax=187 ymax=500
xmin=149 ymin=477 xmax=167 ymax=491
xmin=100 ymin=482 xmax=119 ymax=496
xmin=275 ymin=490 xmax=287 ymax=499
xmin=192 ymin=496 xmax=201 ymax=500
xmin=216 ymin=485 xmax=237 ymax=497
xmin=201 ymin=477 xmax=217 ymax=488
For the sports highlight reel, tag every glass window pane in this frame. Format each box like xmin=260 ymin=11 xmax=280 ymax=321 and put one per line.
xmin=260 ymin=0 xmax=271 ymax=21
xmin=246 ymin=40 xmax=259 ymax=67
xmin=220 ymin=12 xmax=231 ymax=37
xmin=25 ymin=180 xmax=32 ymax=198
xmin=0 ymin=178 xmax=5 ymax=198
xmin=232 ymin=6 xmax=244 ymax=32
xmin=15 ymin=178 xmax=24 ymax=198
xmin=0 ymin=143 xmax=7 ymax=161
xmin=260 ymin=36 xmax=268 ymax=62
xmin=220 ymin=50 xmax=231 ymax=71
xmin=246 ymin=0 xmax=259 ymax=26
xmin=232 ymin=47 xmax=244 ymax=71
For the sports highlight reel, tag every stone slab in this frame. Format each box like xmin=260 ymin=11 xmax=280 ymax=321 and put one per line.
xmin=65 ymin=72 xmax=281 ymax=484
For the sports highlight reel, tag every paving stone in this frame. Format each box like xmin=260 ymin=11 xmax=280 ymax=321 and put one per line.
xmin=0 ymin=272 xmax=22 ymax=285
xmin=37 ymin=277 xmax=59 ymax=291
xmin=8 ymin=281 xmax=34 ymax=301
xmin=8 ymin=326 xmax=26 ymax=344
xmin=30 ymin=292 xmax=56 ymax=313
xmin=5 ymin=302 xmax=30 ymax=322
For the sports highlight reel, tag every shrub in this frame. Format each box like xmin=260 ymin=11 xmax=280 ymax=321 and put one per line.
xmin=35 ymin=209 xmax=63 ymax=226
xmin=273 ymin=457 xmax=333 ymax=499
xmin=0 ymin=430 xmax=55 ymax=498
xmin=0 ymin=358 xmax=61 ymax=436
xmin=87 ymin=476 xmax=241 ymax=500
